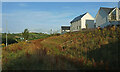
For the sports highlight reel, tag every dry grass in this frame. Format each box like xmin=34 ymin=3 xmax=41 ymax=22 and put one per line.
xmin=2 ymin=26 xmax=120 ymax=70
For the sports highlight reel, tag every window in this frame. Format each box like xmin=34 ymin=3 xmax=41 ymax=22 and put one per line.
xmin=79 ymin=26 xmax=81 ymax=29
xmin=111 ymin=10 xmax=116 ymax=20
xmin=77 ymin=26 xmax=79 ymax=29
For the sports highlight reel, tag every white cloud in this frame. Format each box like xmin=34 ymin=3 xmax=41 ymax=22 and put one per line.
xmin=2 ymin=10 xmax=74 ymax=33
xmin=18 ymin=3 xmax=28 ymax=7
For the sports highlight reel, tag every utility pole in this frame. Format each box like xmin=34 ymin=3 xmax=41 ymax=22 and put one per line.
xmin=6 ymin=20 xmax=7 ymax=47
xmin=4 ymin=2 xmax=8 ymax=47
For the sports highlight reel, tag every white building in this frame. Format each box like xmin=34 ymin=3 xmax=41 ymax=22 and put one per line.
xmin=96 ymin=7 xmax=120 ymax=28
xmin=95 ymin=1 xmax=120 ymax=28
xmin=61 ymin=26 xmax=70 ymax=34
xmin=70 ymin=12 xmax=94 ymax=32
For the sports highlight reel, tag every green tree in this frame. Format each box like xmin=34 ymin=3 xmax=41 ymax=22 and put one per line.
xmin=86 ymin=24 xmax=88 ymax=29
xmin=22 ymin=29 xmax=29 ymax=41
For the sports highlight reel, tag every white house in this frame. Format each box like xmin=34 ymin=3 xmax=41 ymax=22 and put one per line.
xmin=95 ymin=1 xmax=120 ymax=28
xmin=70 ymin=12 xmax=94 ymax=32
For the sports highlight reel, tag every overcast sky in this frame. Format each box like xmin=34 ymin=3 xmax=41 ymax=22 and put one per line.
xmin=2 ymin=2 xmax=118 ymax=33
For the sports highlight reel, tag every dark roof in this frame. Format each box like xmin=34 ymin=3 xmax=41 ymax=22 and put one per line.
xmin=61 ymin=26 xmax=70 ymax=30
xmin=95 ymin=7 xmax=115 ymax=18
xmin=100 ymin=7 xmax=115 ymax=14
xmin=70 ymin=12 xmax=87 ymax=23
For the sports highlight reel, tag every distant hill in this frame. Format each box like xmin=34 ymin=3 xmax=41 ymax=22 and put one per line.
xmin=2 ymin=26 xmax=120 ymax=70
xmin=2 ymin=32 xmax=50 ymax=45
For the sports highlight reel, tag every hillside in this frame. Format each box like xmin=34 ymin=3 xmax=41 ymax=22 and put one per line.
xmin=2 ymin=26 xmax=120 ymax=70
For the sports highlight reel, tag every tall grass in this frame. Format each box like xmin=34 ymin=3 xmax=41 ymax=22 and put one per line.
xmin=2 ymin=26 xmax=120 ymax=70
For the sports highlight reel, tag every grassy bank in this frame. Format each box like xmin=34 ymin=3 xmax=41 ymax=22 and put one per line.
xmin=2 ymin=26 xmax=120 ymax=70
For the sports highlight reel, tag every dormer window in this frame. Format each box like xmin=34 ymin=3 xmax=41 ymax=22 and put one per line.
xmin=111 ymin=10 xmax=116 ymax=20
xmin=109 ymin=9 xmax=117 ymax=21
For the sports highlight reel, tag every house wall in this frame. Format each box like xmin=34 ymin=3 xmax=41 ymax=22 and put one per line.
xmin=96 ymin=9 xmax=110 ymax=28
xmin=81 ymin=13 xmax=94 ymax=29
xmin=109 ymin=21 xmax=120 ymax=26
xmin=70 ymin=20 xmax=81 ymax=32
xmin=116 ymin=8 xmax=119 ymax=20
xmin=86 ymin=20 xmax=95 ymax=28
xmin=61 ymin=30 xmax=70 ymax=34
xmin=119 ymin=10 xmax=120 ymax=20
xmin=70 ymin=13 xmax=94 ymax=32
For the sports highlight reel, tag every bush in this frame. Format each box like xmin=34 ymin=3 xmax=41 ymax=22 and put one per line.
xmin=2 ymin=37 xmax=18 ymax=45
xmin=50 ymin=33 xmax=61 ymax=36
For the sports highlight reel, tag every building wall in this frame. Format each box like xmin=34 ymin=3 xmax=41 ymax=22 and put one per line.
xmin=119 ymin=10 xmax=120 ymax=20
xmin=118 ymin=1 xmax=120 ymax=20
xmin=61 ymin=30 xmax=70 ymax=34
xmin=70 ymin=20 xmax=81 ymax=32
xmin=109 ymin=21 xmax=120 ymax=26
xmin=117 ymin=6 xmax=120 ymax=20
xmin=96 ymin=9 xmax=109 ymax=28
xmin=81 ymin=13 xmax=94 ymax=29
xmin=116 ymin=8 xmax=119 ymax=20
xmin=86 ymin=20 xmax=95 ymax=28
xmin=70 ymin=13 xmax=94 ymax=32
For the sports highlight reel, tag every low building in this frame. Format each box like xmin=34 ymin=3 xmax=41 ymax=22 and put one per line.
xmin=70 ymin=12 xmax=95 ymax=32
xmin=61 ymin=26 xmax=70 ymax=34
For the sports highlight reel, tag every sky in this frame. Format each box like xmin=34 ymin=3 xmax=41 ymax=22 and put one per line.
xmin=2 ymin=0 xmax=120 ymax=2
xmin=2 ymin=2 xmax=118 ymax=33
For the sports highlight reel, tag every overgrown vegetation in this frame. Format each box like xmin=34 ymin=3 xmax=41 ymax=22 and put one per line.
xmin=2 ymin=26 xmax=120 ymax=70
xmin=2 ymin=32 xmax=50 ymax=45
xmin=2 ymin=33 xmax=18 ymax=45
xmin=22 ymin=29 xmax=29 ymax=41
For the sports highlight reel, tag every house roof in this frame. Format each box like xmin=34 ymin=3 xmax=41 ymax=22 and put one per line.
xmin=61 ymin=26 xmax=70 ymax=30
xmin=70 ymin=12 xmax=87 ymax=23
xmin=100 ymin=7 xmax=115 ymax=14
xmin=95 ymin=7 xmax=115 ymax=19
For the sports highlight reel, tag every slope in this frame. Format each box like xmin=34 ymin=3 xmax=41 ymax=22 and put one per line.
xmin=2 ymin=26 xmax=120 ymax=70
